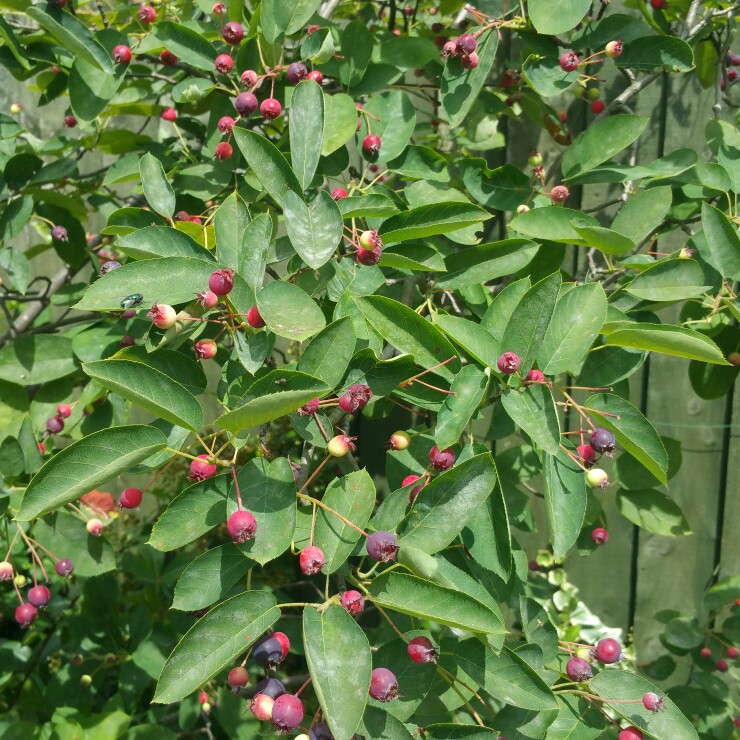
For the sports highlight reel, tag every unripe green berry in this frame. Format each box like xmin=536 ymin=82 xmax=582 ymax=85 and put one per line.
xmin=586 ymin=468 xmax=609 ymax=489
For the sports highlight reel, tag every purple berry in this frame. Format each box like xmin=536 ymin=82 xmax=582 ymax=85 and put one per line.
xmin=369 ymin=667 xmax=398 ymax=701
xmin=252 ymin=634 xmax=284 ymax=667
xmin=366 ymin=531 xmax=399 ymax=563
xmin=407 ymin=636 xmax=437 ymax=664
xmin=595 ymin=637 xmax=621 ymax=664
xmin=55 ymin=558 xmax=74 ymax=577
xmin=589 ymin=428 xmax=616 ymax=454
xmin=271 ymin=694 xmax=304 ymax=731
xmin=566 ymin=657 xmax=592 ymax=681
xmin=27 ymin=585 xmax=51 ymax=608
xmin=254 ymin=677 xmax=285 ymax=699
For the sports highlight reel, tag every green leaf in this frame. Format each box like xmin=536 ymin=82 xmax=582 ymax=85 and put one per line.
xmin=612 ymin=186 xmax=672 ymax=244
xmin=26 ymin=6 xmax=112 ymax=73
xmin=624 ymin=258 xmax=710 ymax=302
xmin=379 ymin=203 xmax=490 ymax=244
xmin=257 ymin=280 xmax=326 ymax=341
xmin=588 ymin=670 xmax=699 ymax=740
xmin=297 ymin=317 xmax=356 ymax=388
xmin=172 ymin=77 xmax=215 ymax=103
xmin=117 ymin=346 xmax=207 ymax=394
xmin=339 ymin=20 xmax=374 ymax=87
xmin=501 ymin=385 xmax=561 ymax=456
xmin=215 ymin=192 xmax=250 ymax=271
xmin=34 ymin=510 xmax=116 ymax=577
xmin=562 ymin=115 xmax=649 ymax=179
xmin=360 ymin=90 xmax=417 ymax=163
xmin=290 ymin=80 xmax=324 ymax=191
xmin=387 ymin=145 xmax=450 ymax=183
xmin=356 ymin=296 xmax=461 ymax=381
xmin=69 ymin=55 xmax=127 ymax=122
xmin=461 ymin=160 xmax=531 ymax=211
xmin=441 ymin=30 xmax=498 ymax=128
xmin=117 ymin=226 xmax=214 ymax=262
xmin=217 ymin=370 xmax=328 ymax=431
xmin=321 ymin=92 xmax=358 ymax=156
xmin=433 ymin=315 xmax=501 ymax=369
xmin=602 ymin=322 xmax=728 ymax=365
xmin=522 ymin=55 xmax=579 ymax=98
xmin=337 ymin=193 xmax=399 ymax=219
xmin=361 ymin=705 xmax=415 ymax=739
xmin=617 ymin=489 xmax=691 ymax=536
xmin=171 ymin=545 xmax=251 ymax=612
xmin=313 ymin=469 xmax=376 ymax=573
xmin=0 ymin=335 xmax=77 ymax=386
xmin=528 ymin=0 xmax=591 ymax=35
xmin=482 ymin=277 xmax=531 ymax=344
xmin=0 ymin=195 xmax=33 ymax=241
xmin=704 ymin=575 xmax=740 ymax=611
xmin=154 ymin=591 xmax=280 ymax=703
xmin=501 ymin=272 xmax=561 ymax=374
xmin=18 ymin=425 xmax=167 ymax=520
xmin=538 ymin=283 xmax=608 ymax=375
xmin=239 ymin=212 xmax=272 ymax=288
xmin=283 ymin=190 xmax=342 ymax=269
xmin=510 ymin=207 xmax=599 ymax=245
xmin=699 ymin=203 xmax=740 ymax=281
xmin=149 ymin=475 xmax=229 ymax=551
xmin=585 ymin=392 xmax=668 ymax=485
xmin=455 ymin=638 xmax=558 ymax=710
xmin=544 ymin=694 xmax=605 ymax=740
xmin=140 ymin=153 xmax=176 ymax=219
xmin=616 ymin=35 xmax=694 ymax=73
xmin=400 ymin=453 xmax=497 ymax=554
xmin=436 ymin=240 xmax=538 ymax=290
xmin=520 ymin=596 xmax=558 ymax=663
xmin=150 ymin=21 xmax=218 ymax=71
xmin=303 ymin=605 xmax=371 ymax=739
xmin=83 ymin=358 xmax=203 ymax=431
xmin=571 ymin=221 xmax=636 ymax=255
xmin=435 ymin=366 xmax=488 ymax=449
xmin=369 ymin=572 xmax=505 ymax=634
xmin=544 ymin=446 xmax=587 ymax=558
xmin=232 ymin=127 xmax=301 ymax=207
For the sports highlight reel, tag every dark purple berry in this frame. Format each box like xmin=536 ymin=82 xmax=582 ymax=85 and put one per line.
xmin=366 ymin=531 xmax=399 ymax=563
xmin=566 ymin=657 xmax=592 ymax=681
xmin=589 ymin=427 xmax=616 ymax=454
xmin=252 ymin=634 xmax=284 ymax=667
xmin=254 ymin=677 xmax=285 ymax=699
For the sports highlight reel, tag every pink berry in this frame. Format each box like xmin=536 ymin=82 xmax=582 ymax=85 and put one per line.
xmin=194 ymin=338 xmax=218 ymax=360
xmin=286 ymin=62 xmax=308 ymax=83
xmin=356 ymin=246 xmax=381 ymax=265
xmin=56 ymin=403 xmax=72 ymax=419
xmin=161 ymin=108 xmax=177 ymax=122
xmin=442 ymin=41 xmax=458 ymax=58
xmin=228 ymin=666 xmax=249 ymax=693
xmin=247 ymin=306 xmax=265 ymax=328
xmin=119 ymin=487 xmax=143 ymax=509
xmin=138 ymin=5 xmax=156 ymax=23
xmin=215 ymin=54 xmax=234 ymax=74
xmin=728 ymin=646 xmax=739 ymax=659
xmin=559 ymin=52 xmax=579 ymax=72
xmin=297 ymin=397 xmax=320 ymax=416
xmin=209 ymin=268 xmax=234 ymax=296
xmin=86 ymin=518 xmax=104 ymax=537
xmin=51 ymin=225 xmax=68 ymax=241
xmin=566 ymin=656 xmax=592 ymax=681
xmin=497 ymin=352 xmax=521 ymax=374
xmin=250 ymin=693 xmax=274 ymax=720
xmin=642 ymin=692 xmax=664 ymax=712
xmin=717 ymin=659 xmax=729 ymax=672
xmin=605 ymin=40 xmax=623 ymax=58
xmin=461 ymin=52 xmax=479 ymax=69
xmin=28 ymin=585 xmax=51 ymax=608
xmin=196 ymin=289 xmax=219 ymax=308
xmin=212 ymin=2 xmax=226 ymax=14
xmin=260 ymin=98 xmax=282 ymax=120
xmin=189 ymin=454 xmax=217 ymax=481
xmin=618 ymin=729 xmax=643 ymax=740
xmin=222 ymin=22 xmax=244 ymax=45
xmin=299 ymin=546 xmax=325 ymax=575
xmin=341 ymin=590 xmax=365 ymax=617
xmin=160 ymin=50 xmax=178 ymax=66
xmin=15 ymin=603 xmax=37 ymax=627
xmin=362 ymin=134 xmax=382 ymax=158
xmin=366 ymin=531 xmax=399 ymax=563
xmin=227 ymin=510 xmax=257 ymax=543
xmin=429 ymin=445 xmax=455 ymax=471
xmin=47 ymin=416 xmax=64 ymax=434
xmin=526 ymin=369 xmax=545 ymax=382
xmin=550 ymin=185 xmax=570 ymax=203
xmin=591 ymin=528 xmax=609 ymax=545
xmin=218 ymin=116 xmax=235 ymax=134
xmin=271 ymin=694 xmax=304 ymax=731
xmin=147 ymin=303 xmax=177 ymax=329
xmin=241 ymin=69 xmax=258 ymax=87
xmin=214 ymin=142 xmax=233 ymax=160
xmin=369 ymin=667 xmax=398 ymax=701
xmin=408 ymin=636 xmax=437 ymax=664
xmin=0 ymin=561 xmax=13 ymax=581
xmin=700 ymin=647 xmax=712 ymax=658
xmin=331 ymin=187 xmax=348 ymax=200
xmin=595 ymin=638 xmax=621 ymax=664
xmin=307 ymin=70 xmax=324 ymax=84
xmin=234 ymin=92 xmax=258 ymax=116
xmin=112 ymin=45 xmax=132 ymax=65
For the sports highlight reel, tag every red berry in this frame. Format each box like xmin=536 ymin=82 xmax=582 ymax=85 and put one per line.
xmin=222 ymin=22 xmax=244 ymax=45
xmin=112 ymin=45 xmax=132 ymax=65
xmin=227 ymin=510 xmax=257 ymax=543
xmin=235 ymin=92 xmax=258 ymax=116
xmin=215 ymin=54 xmax=234 ymax=74
xmin=208 ymin=269 xmax=233 ymax=296
xmin=526 ymin=369 xmax=545 ymax=382
xmin=497 ymin=352 xmax=521 ymax=374
xmin=650 ymin=0 xmax=666 ymax=8
xmin=331 ymin=187 xmax=348 ymax=200
xmin=15 ymin=603 xmax=37 ymax=627
xmin=366 ymin=531 xmax=399 ymax=563
xmin=566 ymin=656 xmax=592 ymax=681
xmin=341 ymin=590 xmax=365 ymax=617
xmin=577 ymin=444 xmax=598 ymax=466
xmin=591 ymin=99 xmax=605 ymax=114
xmin=362 ymin=134 xmax=382 ymax=158
xmin=138 ymin=5 xmax=156 ymax=23
xmin=286 ymin=62 xmax=308 ymax=83
xmin=161 ymin=108 xmax=177 ymax=122
xmin=429 ymin=445 xmax=455 ymax=471
xmin=272 ymin=631 xmax=290 ymax=659
xmin=716 ymin=659 xmax=729 ymax=672
xmin=729 ymin=69 xmax=738 ymax=82
xmin=260 ymin=98 xmax=282 ymax=120
xmin=299 ymin=546 xmax=325 ymax=575
xmin=119 ymin=487 xmax=143 ymax=509
xmin=307 ymin=70 xmax=324 ymax=84
xmin=369 ymin=667 xmax=398 ymax=701
xmin=700 ymin=647 xmax=712 ymax=658
xmin=228 ymin=666 xmax=249 ymax=693
xmin=356 ymin=246 xmax=381 ymax=265
xmin=408 ymin=636 xmax=437 ymax=664
xmin=194 ymin=338 xmax=218 ymax=360
xmin=160 ymin=50 xmax=178 ymax=67
xmin=728 ymin=646 xmax=739 ymax=659
xmin=189 ymin=454 xmax=217 ymax=481
xmin=595 ymin=638 xmax=621 ymax=664
xmin=307 ymin=24 xmax=320 ymax=35
xmin=550 ymin=185 xmax=570 ymax=203
xmin=560 ymin=52 xmax=579 ymax=72
xmin=618 ymin=729 xmax=643 ymax=740
xmin=247 ymin=306 xmax=265 ymax=328
xmin=218 ymin=116 xmax=235 ymax=134
xmin=56 ymin=403 xmax=72 ymax=419
xmin=642 ymin=692 xmax=664 ymax=712
xmin=38 ymin=442 xmax=46 ymax=455
xmin=28 ymin=585 xmax=51 ymax=608
xmin=47 ymin=416 xmax=64 ymax=434
xmin=591 ymin=528 xmax=609 ymax=545
xmin=297 ymin=398 xmax=320 ymax=416
xmin=214 ymin=142 xmax=233 ymax=160
xmin=271 ymin=694 xmax=304 ymax=731
xmin=55 ymin=558 xmax=74 ymax=577
xmin=64 ymin=115 xmax=77 ymax=128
